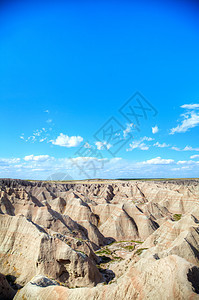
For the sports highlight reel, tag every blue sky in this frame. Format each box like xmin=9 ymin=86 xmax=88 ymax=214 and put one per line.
xmin=0 ymin=0 xmax=199 ymax=179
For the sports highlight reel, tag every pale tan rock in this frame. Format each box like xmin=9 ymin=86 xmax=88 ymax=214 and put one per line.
xmin=0 ymin=214 xmax=102 ymax=287
xmin=14 ymin=255 xmax=199 ymax=300
xmin=1 ymin=178 xmax=199 ymax=299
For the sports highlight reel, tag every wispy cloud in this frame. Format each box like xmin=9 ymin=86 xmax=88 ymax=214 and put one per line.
xmin=190 ymin=154 xmax=199 ymax=159
xmin=141 ymin=156 xmax=174 ymax=165
xmin=39 ymin=138 xmax=47 ymax=143
xmin=95 ymin=141 xmax=112 ymax=150
xmin=71 ymin=156 xmax=107 ymax=163
xmin=128 ymin=142 xmax=149 ymax=151
xmin=51 ymin=133 xmax=83 ymax=148
xmin=123 ymin=123 xmax=134 ymax=138
xmin=171 ymin=145 xmax=199 ymax=151
xmin=152 ymin=125 xmax=159 ymax=134
xmin=127 ymin=136 xmax=153 ymax=151
xmin=0 ymin=158 xmax=20 ymax=166
xmin=177 ymin=160 xmax=198 ymax=165
xmin=1 ymin=154 xmax=199 ymax=180
xmin=171 ymin=146 xmax=181 ymax=151
xmin=24 ymin=155 xmax=52 ymax=162
xmin=181 ymin=104 xmax=199 ymax=109
xmin=170 ymin=103 xmax=199 ymax=134
xmin=21 ymin=128 xmax=49 ymax=143
xmin=143 ymin=137 xmax=154 ymax=141
xmin=33 ymin=129 xmax=46 ymax=137
xmin=183 ymin=146 xmax=199 ymax=151
xmin=110 ymin=157 xmax=122 ymax=163
xmin=154 ymin=142 xmax=169 ymax=148
xmin=26 ymin=136 xmax=36 ymax=143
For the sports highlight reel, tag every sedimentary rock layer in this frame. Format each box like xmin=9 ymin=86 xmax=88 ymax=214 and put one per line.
xmin=0 ymin=178 xmax=199 ymax=299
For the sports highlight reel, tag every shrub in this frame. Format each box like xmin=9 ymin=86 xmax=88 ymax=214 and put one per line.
xmin=173 ymin=214 xmax=182 ymax=221
xmin=135 ymin=248 xmax=148 ymax=255
xmin=123 ymin=245 xmax=135 ymax=251
xmin=95 ymin=248 xmax=112 ymax=256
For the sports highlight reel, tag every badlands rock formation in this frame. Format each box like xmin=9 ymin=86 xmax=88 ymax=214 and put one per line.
xmin=0 ymin=178 xmax=199 ymax=299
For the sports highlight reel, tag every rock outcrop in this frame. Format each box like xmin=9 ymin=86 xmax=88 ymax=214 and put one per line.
xmin=0 ymin=178 xmax=199 ymax=299
xmin=14 ymin=256 xmax=199 ymax=300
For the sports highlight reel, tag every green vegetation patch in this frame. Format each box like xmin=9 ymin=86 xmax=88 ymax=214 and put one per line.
xmin=112 ymin=256 xmax=123 ymax=261
xmin=131 ymin=240 xmax=143 ymax=244
xmin=173 ymin=214 xmax=182 ymax=221
xmin=95 ymin=248 xmax=112 ymax=256
xmin=109 ymin=240 xmax=143 ymax=245
xmin=122 ymin=245 xmax=135 ymax=251
xmin=135 ymin=248 xmax=148 ymax=255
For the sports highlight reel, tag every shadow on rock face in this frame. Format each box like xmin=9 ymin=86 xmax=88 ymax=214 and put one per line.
xmin=97 ymin=266 xmax=115 ymax=284
xmin=0 ymin=273 xmax=17 ymax=300
xmin=57 ymin=260 xmax=70 ymax=282
xmin=187 ymin=266 xmax=199 ymax=294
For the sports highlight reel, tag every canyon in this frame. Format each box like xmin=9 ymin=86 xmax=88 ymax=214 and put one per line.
xmin=0 ymin=178 xmax=199 ymax=299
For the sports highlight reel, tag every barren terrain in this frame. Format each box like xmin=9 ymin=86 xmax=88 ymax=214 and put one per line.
xmin=0 ymin=178 xmax=199 ymax=299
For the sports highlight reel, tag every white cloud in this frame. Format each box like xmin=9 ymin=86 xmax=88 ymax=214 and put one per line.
xmin=190 ymin=154 xmax=199 ymax=159
xmin=181 ymin=104 xmax=199 ymax=109
xmin=171 ymin=167 xmax=180 ymax=171
xmin=51 ymin=133 xmax=83 ymax=147
xmin=128 ymin=142 xmax=149 ymax=151
xmin=141 ymin=157 xmax=174 ymax=165
xmin=32 ymin=168 xmax=45 ymax=172
xmin=181 ymin=166 xmax=192 ymax=169
xmin=39 ymin=138 xmax=47 ymax=142
xmin=170 ymin=104 xmax=199 ymax=134
xmin=123 ymin=123 xmax=134 ymax=138
xmin=183 ymin=146 xmax=199 ymax=151
xmin=171 ymin=146 xmax=180 ymax=151
xmin=177 ymin=160 xmax=187 ymax=164
xmin=71 ymin=157 xmax=107 ymax=163
xmin=177 ymin=160 xmax=197 ymax=165
xmin=33 ymin=129 xmax=47 ymax=137
xmin=11 ymin=158 xmax=20 ymax=163
xmin=2 ymin=154 xmax=199 ymax=180
xmin=171 ymin=145 xmax=199 ymax=151
xmin=0 ymin=158 xmax=20 ymax=165
xmin=109 ymin=157 xmax=122 ymax=163
xmin=127 ymin=136 xmax=153 ymax=151
xmin=115 ymin=132 xmax=121 ymax=137
xmin=95 ymin=141 xmax=112 ymax=150
xmin=33 ymin=131 xmax=42 ymax=137
xmin=142 ymin=136 xmax=154 ymax=141
xmin=152 ymin=125 xmax=159 ymax=134
xmin=24 ymin=155 xmax=51 ymax=162
xmin=21 ymin=128 xmax=49 ymax=143
xmin=154 ymin=142 xmax=169 ymax=148
xmin=26 ymin=136 xmax=36 ymax=142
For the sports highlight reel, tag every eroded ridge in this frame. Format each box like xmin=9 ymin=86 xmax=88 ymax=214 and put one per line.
xmin=0 ymin=178 xmax=199 ymax=299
